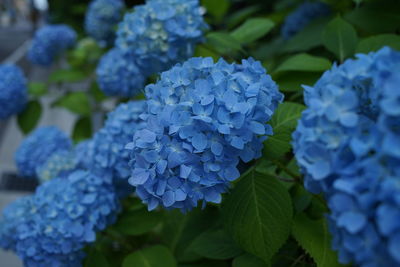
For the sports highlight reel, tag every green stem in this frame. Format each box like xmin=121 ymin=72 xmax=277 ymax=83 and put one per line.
xmin=272 ymin=160 xmax=302 ymax=183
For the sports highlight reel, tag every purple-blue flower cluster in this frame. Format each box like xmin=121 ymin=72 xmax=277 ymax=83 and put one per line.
xmin=15 ymin=126 xmax=72 ymax=178
xmin=96 ymin=48 xmax=145 ymax=97
xmin=0 ymin=170 xmax=119 ymax=267
xmin=84 ymin=0 xmax=125 ymax=45
xmin=293 ymin=47 xmax=400 ymax=266
xmin=115 ymin=0 xmax=207 ymax=77
xmin=28 ymin=24 xmax=77 ymax=66
xmin=0 ymin=64 xmax=28 ymax=119
xmin=281 ymin=2 xmax=330 ymax=39
xmin=127 ymin=57 xmax=283 ymax=212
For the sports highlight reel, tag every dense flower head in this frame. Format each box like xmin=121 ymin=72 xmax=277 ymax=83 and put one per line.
xmin=8 ymin=170 xmax=119 ymax=267
xmin=36 ymin=151 xmax=78 ymax=183
xmin=128 ymin=57 xmax=283 ymax=212
xmin=96 ymin=48 xmax=145 ymax=97
xmin=115 ymin=0 xmax=208 ymax=76
xmin=84 ymin=0 xmax=125 ymax=45
xmin=292 ymin=47 xmax=400 ymax=266
xmin=281 ymin=1 xmax=330 ymax=39
xmin=15 ymin=126 xmax=72 ymax=178
xmin=0 ymin=196 xmax=35 ymax=251
xmin=86 ymin=101 xmax=146 ymax=195
xmin=74 ymin=140 xmax=95 ymax=170
xmin=0 ymin=64 xmax=28 ymax=119
xmin=28 ymin=24 xmax=77 ymax=66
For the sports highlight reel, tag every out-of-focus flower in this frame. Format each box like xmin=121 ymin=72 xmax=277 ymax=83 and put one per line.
xmin=84 ymin=0 xmax=125 ymax=45
xmin=28 ymin=24 xmax=76 ymax=66
xmin=281 ymin=2 xmax=330 ymax=39
xmin=36 ymin=151 xmax=77 ymax=183
xmin=0 ymin=64 xmax=28 ymax=119
xmin=96 ymin=48 xmax=145 ymax=97
xmin=115 ymin=0 xmax=207 ymax=76
xmin=7 ymin=170 xmax=119 ymax=266
xmin=293 ymin=47 xmax=400 ymax=266
xmin=128 ymin=57 xmax=283 ymax=212
xmin=15 ymin=126 xmax=72 ymax=178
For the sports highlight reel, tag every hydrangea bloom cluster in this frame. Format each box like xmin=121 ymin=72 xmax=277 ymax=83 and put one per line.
xmin=115 ymin=0 xmax=207 ymax=76
xmin=15 ymin=126 xmax=72 ymax=178
xmin=88 ymin=101 xmax=146 ymax=186
xmin=281 ymin=2 xmax=330 ymax=39
xmin=292 ymin=47 xmax=400 ymax=266
xmin=128 ymin=57 xmax=283 ymax=211
xmin=96 ymin=48 xmax=145 ymax=97
xmin=74 ymin=140 xmax=95 ymax=170
xmin=28 ymin=24 xmax=77 ymax=66
xmin=0 ymin=64 xmax=28 ymax=119
xmin=1 ymin=170 xmax=119 ymax=266
xmin=84 ymin=0 xmax=125 ymax=45
xmin=36 ymin=151 xmax=77 ymax=183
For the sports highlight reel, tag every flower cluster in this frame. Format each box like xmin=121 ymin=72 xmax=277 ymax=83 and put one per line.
xmin=115 ymin=0 xmax=207 ymax=76
xmin=128 ymin=57 xmax=283 ymax=211
xmin=0 ymin=170 xmax=119 ymax=266
xmin=292 ymin=47 xmax=400 ymax=266
xmin=15 ymin=126 xmax=72 ymax=178
xmin=28 ymin=24 xmax=77 ymax=66
xmin=85 ymin=101 xmax=146 ymax=195
xmin=96 ymin=48 xmax=145 ymax=97
xmin=281 ymin=2 xmax=330 ymax=39
xmin=36 ymin=151 xmax=77 ymax=183
xmin=84 ymin=0 xmax=125 ymax=45
xmin=0 ymin=64 xmax=28 ymax=119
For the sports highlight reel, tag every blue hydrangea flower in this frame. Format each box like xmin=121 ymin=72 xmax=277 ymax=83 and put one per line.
xmin=0 ymin=64 xmax=28 ymax=119
xmin=36 ymin=151 xmax=78 ymax=183
xmin=127 ymin=57 xmax=283 ymax=212
xmin=9 ymin=170 xmax=119 ymax=267
xmin=281 ymin=2 xmax=330 ymax=39
xmin=96 ymin=48 xmax=145 ymax=97
xmin=15 ymin=126 xmax=72 ymax=178
xmin=28 ymin=24 xmax=77 ymax=66
xmin=84 ymin=0 xmax=125 ymax=45
xmin=74 ymin=140 xmax=95 ymax=170
xmin=293 ymin=47 xmax=400 ymax=266
xmin=0 ymin=196 xmax=35 ymax=251
xmin=115 ymin=0 xmax=208 ymax=76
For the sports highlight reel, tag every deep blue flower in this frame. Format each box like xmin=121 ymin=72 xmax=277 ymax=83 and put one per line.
xmin=96 ymin=48 xmax=145 ymax=97
xmin=127 ymin=57 xmax=283 ymax=212
xmin=281 ymin=2 xmax=330 ymax=39
xmin=293 ymin=47 xmax=400 ymax=266
xmin=28 ymin=24 xmax=77 ymax=66
xmin=2 ymin=170 xmax=119 ymax=267
xmin=15 ymin=126 xmax=72 ymax=178
xmin=0 ymin=64 xmax=28 ymax=119
xmin=115 ymin=0 xmax=208 ymax=77
xmin=84 ymin=0 xmax=125 ymax=45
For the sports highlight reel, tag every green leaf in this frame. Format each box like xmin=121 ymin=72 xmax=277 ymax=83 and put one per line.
xmin=282 ymin=17 xmax=330 ymax=53
xmin=264 ymin=102 xmax=306 ymax=159
xmin=194 ymin=45 xmax=219 ymax=61
xmin=290 ymin=185 xmax=313 ymax=214
xmin=232 ymin=253 xmax=268 ymax=267
xmin=72 ymin=117 xmax=92 ymax=143
xmin=206 ymin=32 xmax=243 ymax=54
xmin=189 ymin=229 xmax=243 ymax=260
xmin=356 ymin=34 xmax=400 ymax=53
xmin=17 ymin=100 xmax=42 ymax=134
xmin=292 ymin=214 xmax=343 ymax=267
xmin=53 ymin=92 xmax=91 ymax=116
xmin=231 ymin=18 xmax=275 ymax=45
xmin=179 ymin=259 xmax=229 ymax=267
xmin=226 ymin=5 xmax=261 ymax=29
xmin=322 ymin=16 xmax=358 ymax=62
xmin=222 ymin=170 xmax=293 ymax=264
xmin=114 ymin=208 xmax=163 ymax=236
xmin=28 ymin=82 xmax=47 ymax=97
xmin=274 ymin=53 xmax=331 ymax=73
xmin=84 ymin=247 xmax=109 ymax=267
xmin=90 ymin=82 xmax=107 ymax=102
xmin=202 ymin=0 xmax=230 ymax=21
xmin=49 ymin=69 xmax=87 ymax=83
xmin=122 ymin=245 xmax=177 ymax=267
xmin=275 ymin=72 xmax=321 ymax=92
